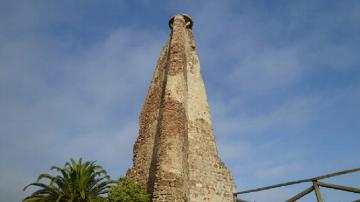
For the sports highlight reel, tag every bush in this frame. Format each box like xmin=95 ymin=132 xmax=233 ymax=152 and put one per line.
xmin=109 ymin=177 xmax=150 ymax=202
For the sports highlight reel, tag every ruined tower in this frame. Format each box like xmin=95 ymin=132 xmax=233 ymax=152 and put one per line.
xmin=127 ymin=14 xmax=236 ymax=201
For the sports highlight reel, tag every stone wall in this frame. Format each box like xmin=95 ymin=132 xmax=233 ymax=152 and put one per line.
xmin=127 ymin=14 xmax=236 ymax=202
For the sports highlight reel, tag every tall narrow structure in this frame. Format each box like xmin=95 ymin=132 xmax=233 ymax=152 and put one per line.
xmin=127 ymin=14 xmax=236 ymax=202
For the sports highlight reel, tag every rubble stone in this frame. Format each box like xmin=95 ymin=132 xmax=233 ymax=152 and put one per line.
xmin=127 ymin=14 xmax=236 ymax=202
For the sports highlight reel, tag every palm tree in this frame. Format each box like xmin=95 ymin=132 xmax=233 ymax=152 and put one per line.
xmin=23 ymin=158 xmax=114 ymax=202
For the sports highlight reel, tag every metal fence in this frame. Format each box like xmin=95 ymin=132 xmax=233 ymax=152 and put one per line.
xmin=234 ymin=167 xmax=360 ymax=202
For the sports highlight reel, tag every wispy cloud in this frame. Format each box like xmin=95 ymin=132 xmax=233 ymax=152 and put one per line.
xmin=1 ymin=1 xmax=359 ymax=202
xmin=213 ymin=96 xmax=319 ymax=136
xmin=0 ymin=6 xmax=166 ymax=200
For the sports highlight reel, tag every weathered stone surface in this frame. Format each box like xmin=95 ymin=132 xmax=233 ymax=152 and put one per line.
xmin=127 ymin=14 xmax=236 ymax=202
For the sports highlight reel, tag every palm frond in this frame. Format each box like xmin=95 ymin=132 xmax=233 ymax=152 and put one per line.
xmin=23 ymin=158 xmax=113 ymax=202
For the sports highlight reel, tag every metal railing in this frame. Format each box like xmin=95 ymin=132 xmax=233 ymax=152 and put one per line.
xmin=234 ymin=167 xmax=360 ymax=202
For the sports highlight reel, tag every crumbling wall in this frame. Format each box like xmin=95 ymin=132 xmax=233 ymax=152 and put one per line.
xmin=185 ymin=29 xmax=236 ymax=201
xmin=127 ymin=14 xmax=236 ymax=202
xmin=126 ymin=41 xmax=169 ymax=190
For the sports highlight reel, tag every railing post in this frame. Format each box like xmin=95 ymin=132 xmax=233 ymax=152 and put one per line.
xmin=285 ymin=186 xmax=314 ymax=202
xmin=233 ymin=168 xmax=360 ymax=202
xmin=313 ymin=181 xmax=324 ymax=202
xmin=317 ymin=182 xmax=360 ymax=193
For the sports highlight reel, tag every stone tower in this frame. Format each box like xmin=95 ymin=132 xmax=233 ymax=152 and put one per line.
xmin=127 ymin=14 xmax=236 ymax=202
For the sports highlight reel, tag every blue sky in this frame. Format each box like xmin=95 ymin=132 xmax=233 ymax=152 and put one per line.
xmin=1 ymin=1 xmax=359 ymax=201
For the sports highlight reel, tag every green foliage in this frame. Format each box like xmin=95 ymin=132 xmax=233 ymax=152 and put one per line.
xmin=23 ymin=158 xmax=114 ymax=202
xmin=108 ymin=177 xmax=150 ymax=202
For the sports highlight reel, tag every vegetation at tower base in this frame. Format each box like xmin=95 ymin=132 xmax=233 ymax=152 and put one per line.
xmin=23 ymin=158 xmax=113 ymax=202
xmin=108 ymin=177 xmax=150 ymax=202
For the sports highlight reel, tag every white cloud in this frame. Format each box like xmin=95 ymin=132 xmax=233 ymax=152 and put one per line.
xmin=218 ymin=140 xmax=252 ymax=161
xmin=57 ymin=122 xmax=138 ymax=175
xmin=1 ymin=1 xmax=360 ymax=202
xmin=229 ymin=46 xmax=304 ymax=93
xmin=212 ymin=95 xmax=319 ymax=136
xmin=0 ymin=14 xmax=165 ymax=201
xmin=255 ymin=164 xmax=303 ymax=179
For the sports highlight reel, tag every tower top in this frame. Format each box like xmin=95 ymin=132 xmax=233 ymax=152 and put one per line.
xmin=169 ymin=13 xmax=193 ymax=29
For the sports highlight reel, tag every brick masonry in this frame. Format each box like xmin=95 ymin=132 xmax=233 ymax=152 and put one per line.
xmin=127 ymin=14 xmax=236 ymax=202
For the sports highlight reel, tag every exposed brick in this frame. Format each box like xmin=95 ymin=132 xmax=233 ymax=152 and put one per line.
xmin=127 ymin=14 xmax=236 ymax=202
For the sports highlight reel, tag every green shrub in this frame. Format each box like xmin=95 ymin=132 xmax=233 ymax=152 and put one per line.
xmin=109 ymin=177 xmax=150 ymax=202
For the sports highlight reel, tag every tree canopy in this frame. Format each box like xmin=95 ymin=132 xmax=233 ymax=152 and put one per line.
xmin=23 ymin=158 xmax=114 ymax=202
